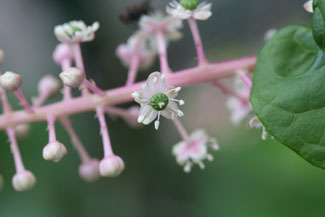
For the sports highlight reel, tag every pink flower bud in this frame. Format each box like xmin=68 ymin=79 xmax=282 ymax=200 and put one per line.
xmin=12 ymin=170 xmax=36 ymax=192
xmin=15 ymin=124 xmax=30 ymax=140
xmin=99 ymin=155 xmax=125 ymax=177
xmin=59 ymin=67 xmax=85 ymax=88
xmin=79 ymin=159 xmax=100 ymax=182
xmin=38 ymin=75 xmax=60 ymax=98
xmin=53 ymin=43 xmax=74 ymax=65
xmin=0 ymin=71 xmax=22 ymax=91
xmin=43 ymin=141 xmax=67 ymax=163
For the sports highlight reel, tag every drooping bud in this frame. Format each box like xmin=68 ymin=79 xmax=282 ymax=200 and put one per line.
xmin=43 ymin=141 xmax=67 ymax=163
xmin=12 ymin=170 xmax=36 ymax=192
xmin=0 ymin=49 xmax=5 ymax=65
xmin=304 ymin=0 xmax=313 ymax=13
xmin=79 ymin=159 xmax=100 ymax=182
xmin=38 ymin=75 xmax=61 ymax=98
xmin=180 ymin=0 xmax=200 ymax=10
xmin=99 ymin=155 xmax=125 ymax=177
xmin=15 ymin=124 xmax=30 ymax=140
xmin=0 ymin=71 xmax=22 ymax=91
xmin=59 ymin=67 xmax=85 ymax=88
xmin=53 ymin=43 xmax=74 ymax=65
xmin=0 ymin=174 xmax=4 ymax=191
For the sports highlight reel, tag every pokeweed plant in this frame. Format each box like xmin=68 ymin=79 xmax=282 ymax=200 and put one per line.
xmin=0 ymin=0 xmax=315 ymax=192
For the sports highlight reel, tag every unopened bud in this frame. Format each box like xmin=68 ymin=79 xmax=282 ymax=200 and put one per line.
xmin=43 ymin=141 xmax=67 ymax=163
xmin=79 ymin=159 xmax=100 ymax=182
xmin=0 ymin=49 xmax=5 ymax=65
xmin=12 ymin=170 xmax=36 ymax=192
xmin=38 ymin=75 xmax=60 ymax=98
xmin=53 ymin=43 xmax=74 ymax=65
xmin=59 ymin=67 xmax=85 ymax=88
xmin=15 ymin=124 xmax=30 ymax=140
xmin=99 ymin=155 xmax=125 ymax=177
xmin=0 ymin=71 xmax=22 ymax=91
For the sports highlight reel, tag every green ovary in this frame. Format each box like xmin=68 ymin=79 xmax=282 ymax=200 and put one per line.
xmin=180 ymin=0 xmax=200 ymax=10
xmin=150 ymin=93 xmax=169 ymax=111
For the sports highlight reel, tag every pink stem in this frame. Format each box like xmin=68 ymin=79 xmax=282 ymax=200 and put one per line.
xmin=187 ymin=17 xmax=208 ymax=65
xmin=14 ymin=89 xmax=33 ymax=112
xmin=96 ymin=106 xmax=114 ymax=157
xmin=0 ymin=87 xmax=12 ymax=113
xmin=239 ymin=73 xmax=252 ymax=89
xmin=60 ymin=118 xmax=90 ymax=163
xmin=0 ymin=56 xmax=256 ymax=129
xmin=7 ymin=127 xmax=25 ymax=173
xmin=47 ymin=114 xmax=56 ymax=143
xmin=155 ymin=31 xmax=171 ymax=74
xmin=125 ymin=57 xmax=140 ymax=86
xmin=213 ymin=80 xmax=248 ymax=102
xmin=33 ymin=94 xmax=48 ymax=107
xmin=173 ymin=118 xmax=190 ymax=143
xmin=70 ymin=44 xmax=104 ymax=95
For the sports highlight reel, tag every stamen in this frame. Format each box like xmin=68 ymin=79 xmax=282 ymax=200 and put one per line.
xmin=155 ymin=112 xmax=161 ymax=130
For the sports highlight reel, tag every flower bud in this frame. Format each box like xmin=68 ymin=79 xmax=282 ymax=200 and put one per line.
xmin=15 ymin=124 xmax=30 ymax=140
xmin=99 ymin=155 xmax=125 ymax=177
xmin=0 ymin=71 xmax=22 ymax=91
xmin=53 ymin=43 xmax=74 ymax=65
xmin=0 ymin=49 xmax=5 ymax=65
xmin=43 ymin=141 xmax=67 ymax=163
xmin=0 ymin=174 xmax=4 ymax=191
xmin=12 ymin=170 xmax=36 ymax=192
xmin=79 ymin=159 xmax=100 ymax=182
xmin=59 ymin=67 xmax=85 ymax=88
xmin=304 ymin=0 xmax=313 ymax=13
xmin=38 ymin=75 xmax=60 ymax=98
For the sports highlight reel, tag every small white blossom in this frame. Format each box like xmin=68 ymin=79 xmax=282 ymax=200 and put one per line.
xmin=249 ymin=116 xmax=272 ymax=140
xmin=132 ymin=72 xmax=184 ymax=130
xmin=15 ymin=124 xmax=30 ymax=140
xmin=12 ymin=170 xmax=36 ymax=192
xmin=116 ymin=32 xmax=156 ymax=70
xmin=99 ymin=155 xmax=125 ymax=177
xmin=167 ymin=1 xmax=212 ymax=20
xmin=139 ymin=13 xmax=183 ymax=41
xmin=173 ymin=129 xmax=219 ymax=173
xmin=79 ymin=159 xmax=100 ymax=182
xmin=59 ymin=67 xmax=85 ymax=88
xmin=43 ymin=141 xmax=67 ymax=163
xmin=226 ymin=76 xmax=252 ymax=125
xmin=54 ymin=20 xmax=100 ymax=43
xmin=0 ymin=71 xmax=22 ymax=92
xmin=264 ymin=28 xmax=277 ymax=41
xmin=304 ymin=0 xmax=313 ymax=13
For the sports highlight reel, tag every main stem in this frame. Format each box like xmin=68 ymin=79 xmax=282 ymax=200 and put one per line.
xmin=155 ymin=31 xmax=171 ymax=74
xmin=0 ymin=56 xmax=256 ymax=130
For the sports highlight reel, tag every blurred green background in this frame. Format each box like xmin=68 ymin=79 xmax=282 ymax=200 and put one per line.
xmin=1 ymin=0 xmax=324 ymax=217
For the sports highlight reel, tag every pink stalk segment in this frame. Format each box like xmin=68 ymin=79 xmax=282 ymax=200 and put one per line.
xmin=187 ymin=17 xmax=208 ymax=65
xmin=70 ymin=43 xmax=104 ymax=95
xmin=213 ymin=80 xmax=247 ymax=102
xmin=173 ymin=118 xmax=190 ymax=143
xmin=14 ymin=89 xmax=33 ymax=112
xmin=155 ymin=31 xmax=171 ymax=74
xmin=96 ymin=106 xmax=114 ymax=157
xmin=7 ymin=128 xmax=25 ymax=174
xmin=126 ymin=57 xmax=140 ymax=86
xmin=238 ymin=70 xmax=252 ymax=88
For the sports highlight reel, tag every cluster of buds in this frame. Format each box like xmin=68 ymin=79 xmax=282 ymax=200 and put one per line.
xmin=0 ymin=0 xmax=265 ymax=192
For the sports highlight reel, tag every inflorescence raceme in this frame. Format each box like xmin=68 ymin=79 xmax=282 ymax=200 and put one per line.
xmin=0 ymin=0 xmax=268 ymax=192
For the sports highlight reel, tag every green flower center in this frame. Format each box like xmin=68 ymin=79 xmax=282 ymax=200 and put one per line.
xmin=150 ymin=93 xmax=169 ymax=111
xmin=180 ymin=0 xmax=200 ymax=10
xmin=65 ymin=24 xmax=82 ymax=39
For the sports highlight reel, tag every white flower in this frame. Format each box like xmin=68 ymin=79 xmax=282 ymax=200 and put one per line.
xmin=12 ymin=170 xmax=36 ymax=192
xmin=59 ymin=67 xmax=85 ymax=88
xmin=172 ymin=129 xmax=219 ymax=173
xmin=264 ymin=28 xmax=277 ymax=41
xmin=43 ymin=141 xmax=67 ymax=163
xmin=54 ymin=20 xmax=100 ymax=43
xmin=53 ymin=43 xmax=74 ymax=65
xmin=139 ymin=13 xmax=183 ymax=41
xmin=226 ymin=77 xmax=252 ymax=125
xmin=304 ymin=0 xmax=313 ymax=13
xmin=116 ymin=32 xmax=156 ymax=70
xmin=99 ymin=155 xmax=125 ymax=177
xmin=0 ymin=71 xmax=22 ymax=92
xmin=249 ymin=116 xmax=270 ymax=140
xmin=132 ymin=72 xmax=185 ymax=130
xmin=167 ymin=1 xmax=212 ymax=20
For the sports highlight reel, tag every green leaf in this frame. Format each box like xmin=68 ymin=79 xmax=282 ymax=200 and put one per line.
xmin=312 ymin=0 xmax=325 ymax=49
xmin=250 ymin=25 xmax=325 ymax=168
